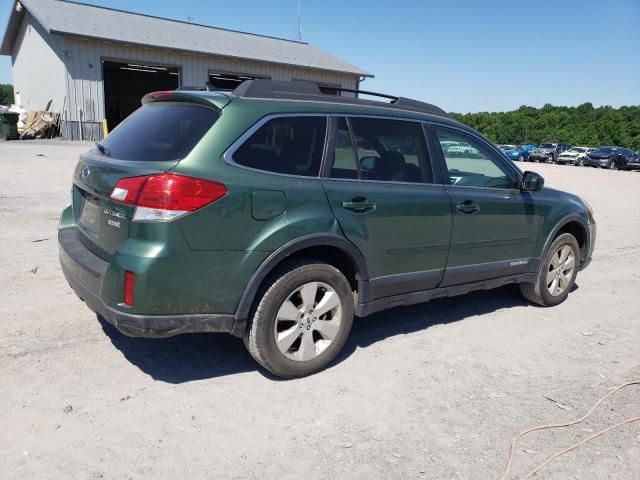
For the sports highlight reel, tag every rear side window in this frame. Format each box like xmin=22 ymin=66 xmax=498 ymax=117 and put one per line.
xmin=233 ymin=116 xmax=327 ymax=177
xmin=99 ymin=102 xmax=219 ymax=162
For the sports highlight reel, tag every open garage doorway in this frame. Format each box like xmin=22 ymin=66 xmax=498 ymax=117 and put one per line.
xmin=103 ymin=60 xmax=180 ymax=131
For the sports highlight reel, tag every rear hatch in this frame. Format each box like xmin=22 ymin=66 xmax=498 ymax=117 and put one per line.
xmin=72 ymin=98 xmax=222 ymax=258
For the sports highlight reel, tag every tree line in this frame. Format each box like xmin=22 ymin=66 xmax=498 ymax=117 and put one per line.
xmin=450 ymin=103 xmax=640 ymax=151
xmin=0 ymin=83 xmax=14 ymax=106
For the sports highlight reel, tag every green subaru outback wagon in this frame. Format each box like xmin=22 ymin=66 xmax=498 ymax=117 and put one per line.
xmin=59 ymin=80 xmax=595 ymax=378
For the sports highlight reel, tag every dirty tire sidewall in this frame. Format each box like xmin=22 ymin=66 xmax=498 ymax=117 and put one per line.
xmin=520 ymin=233 xmax=580 ymax=307
xmin=244 ymin=259 xmax=354 ymax=379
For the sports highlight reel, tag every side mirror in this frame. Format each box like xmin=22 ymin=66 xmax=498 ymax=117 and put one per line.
xmin=521 ymin=171 xmax=544 ymax=192
xmin=359 ymin=156 xmax=377 ymax=172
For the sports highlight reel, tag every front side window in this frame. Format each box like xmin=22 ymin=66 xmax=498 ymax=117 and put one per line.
xmin=329 ymin=117 xmax=432 ymax=183
xmin=233 ymin=116 xmax=327 ymax=176
xmin=434 ymin=128 xmax=518 ymax=189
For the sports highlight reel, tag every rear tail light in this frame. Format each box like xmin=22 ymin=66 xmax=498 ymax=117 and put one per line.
xmin=110 ymin=173 xmax=227 ymax=222
xmin=124 ymin=271 xmax=135 ymax=306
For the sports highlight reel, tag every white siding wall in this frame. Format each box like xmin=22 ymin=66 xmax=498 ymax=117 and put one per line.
xmin=56 ymin=36 xmax=360 ymax=140
xmin=11 ymin=12 xmax=66 ymax=112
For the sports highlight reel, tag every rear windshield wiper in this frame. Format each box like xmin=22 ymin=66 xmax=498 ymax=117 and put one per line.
xmin=95 ymin=142 xmax=111 ymax=156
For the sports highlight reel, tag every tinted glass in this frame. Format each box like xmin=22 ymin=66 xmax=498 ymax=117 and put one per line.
xmin=593 ymin=147 xmax=614 ymax=154
xmin=233 ymin=116 xmax=327 ymax=176
xmin=348 ymin=117 xmax=432 ymax=183
xmin=99 ymin=102 xmax=219 ymax=162
xmin=330 ymin=118 xmax=358 ymax=179
xmin=435 ymin=128 xmax=518 ymax=189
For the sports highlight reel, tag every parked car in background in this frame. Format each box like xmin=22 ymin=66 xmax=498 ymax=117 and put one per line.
xmin=528 ymin=143 xmax=571 ymax=163
xmin=627 ymin=150 xmax=640 ymax=171
xmin=615 ymin=148 xmax=637 ymax=169
xmin=497 ymin=144 xmax=516 ymax=151
xmin=557 ymin=147 xmax=595 ymax=166
xmin=502 ymin=145 xmax=530 ymax=161
xmin=583 ymin=147 xmax=635 ymax=169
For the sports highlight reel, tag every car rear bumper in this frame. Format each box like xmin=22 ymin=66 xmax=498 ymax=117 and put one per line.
xmin=557 ymin=157 xmax=578 ymax=164
xmin=59 ymin=227 xmax=239 ymax=338
xmin=529 ymin=153 xmax=552 ymax=161
xmin=584 ymin=158 xmax=609 ymax=166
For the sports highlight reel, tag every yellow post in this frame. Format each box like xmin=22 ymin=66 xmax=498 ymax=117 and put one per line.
xmin=102 ymin=119 xmax=109 ymax=138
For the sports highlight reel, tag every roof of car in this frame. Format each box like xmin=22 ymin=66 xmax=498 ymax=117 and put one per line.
xmin=170 ymin=80 xmax=457 ymax=126
xmin=232 ymin=80 xmax=452 ymax=118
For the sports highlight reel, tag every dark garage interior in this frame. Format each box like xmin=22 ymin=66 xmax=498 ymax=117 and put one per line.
xmin=103 ymin=60 xmax=180 ymax=130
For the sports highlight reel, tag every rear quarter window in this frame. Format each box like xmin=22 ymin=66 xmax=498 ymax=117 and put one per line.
xmin=232 ymin=116 xmax=327 ymax=177
xmin=99 ymin=102 xmax=219 ymax=162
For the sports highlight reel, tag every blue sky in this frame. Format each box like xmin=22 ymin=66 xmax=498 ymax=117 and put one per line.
xmin=1 ymin=0 xmax=638 ymax=112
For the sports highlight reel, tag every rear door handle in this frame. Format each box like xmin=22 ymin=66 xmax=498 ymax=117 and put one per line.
xmin=342 ymin=196 xmax=376 ymax=213
xmin=456 ymin=200 xmax=480 ymax=215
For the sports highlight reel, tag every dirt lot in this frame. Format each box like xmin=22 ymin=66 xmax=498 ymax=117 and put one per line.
xmin=1 ymin=141 xmax=639 ymax=480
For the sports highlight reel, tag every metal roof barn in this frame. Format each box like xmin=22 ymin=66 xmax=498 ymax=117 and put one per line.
xmin=1 ymin=0 xmax=372 ymax=140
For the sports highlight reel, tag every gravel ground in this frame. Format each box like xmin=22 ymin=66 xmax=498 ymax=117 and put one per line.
xmin=1 ymin=141 xmax=639 ymax=480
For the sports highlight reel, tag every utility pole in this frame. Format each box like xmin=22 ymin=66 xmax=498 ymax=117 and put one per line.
xmin=296 ymin=1 xmax=303 ymax=41
xmin=187 ymin=14 xmax=194 ymax=23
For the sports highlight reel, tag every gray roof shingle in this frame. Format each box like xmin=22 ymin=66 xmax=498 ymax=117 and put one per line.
xmin=2 ymin=0 xmax=371 ymax=76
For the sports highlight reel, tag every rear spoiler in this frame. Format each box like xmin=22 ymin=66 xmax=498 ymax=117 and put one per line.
xmin=141 ymin=90 xmax=233 ymax=110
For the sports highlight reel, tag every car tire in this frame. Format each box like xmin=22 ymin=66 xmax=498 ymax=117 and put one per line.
xmin=609 ymin=160 xmax=616 ymax=170
xmin=244 ymin=258 xmax=354 ymax=378
xmin=518 ymin=155 xmax=524 ymax=161
xmin=520 ymin=233 xmax=580 ymax=307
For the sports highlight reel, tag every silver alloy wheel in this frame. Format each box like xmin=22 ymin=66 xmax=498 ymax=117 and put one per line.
xmin=273 ymin=281 xmax=342 ymax=362
xmin=546 ymin=245 xmax=576 ymax=296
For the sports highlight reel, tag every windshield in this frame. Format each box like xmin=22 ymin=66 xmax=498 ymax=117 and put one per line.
xmin=568 ymin=148 xmax=586 ymax=153
xmin=593 ymin=147 xmax=614 ymax=154
xmin=98 ymin=102 xmax=219 ymax=162
xmin=539 ymin=144 xmax=555 ymax=149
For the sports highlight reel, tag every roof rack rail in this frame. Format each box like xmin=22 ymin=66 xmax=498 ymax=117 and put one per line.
xmin=231 ymin=80 xmax=450 ymax=119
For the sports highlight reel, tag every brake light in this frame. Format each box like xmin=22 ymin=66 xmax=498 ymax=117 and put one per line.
xmin=124 ymin=271 xmax=135 ymax=306
xmin=110 ymin=173 xmax=227 ymax=222
xmin=147 ymin=91 xmax=174 ymax=100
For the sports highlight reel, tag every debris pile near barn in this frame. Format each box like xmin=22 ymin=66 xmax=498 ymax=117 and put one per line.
xmin=20 ymin=111 xmax=60 ymax=139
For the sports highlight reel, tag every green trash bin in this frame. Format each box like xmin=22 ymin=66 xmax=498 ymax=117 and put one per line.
xmin=0 ymin=112 xmax=19 ymax=140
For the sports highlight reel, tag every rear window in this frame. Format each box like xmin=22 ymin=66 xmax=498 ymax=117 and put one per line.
xmin=232 ymin=116 xmax=327 ymax=177
xmin=98 ymin=102 xmax=219 ymax=162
